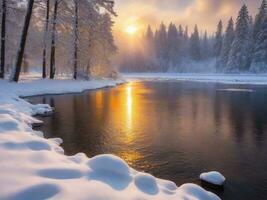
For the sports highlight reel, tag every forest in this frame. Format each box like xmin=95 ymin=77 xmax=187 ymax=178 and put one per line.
xmin=0 ymin=0 xmax=117 ymax=82
xmin=120 ymin=1 xmax=267 ymax=73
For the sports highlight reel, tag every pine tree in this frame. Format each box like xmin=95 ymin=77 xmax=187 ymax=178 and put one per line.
xmin=178 ymin=25 xmax=183 ymax=37
xmin=227 ymin=5 xmax=250 ymax=72
xmin=184 ymin=26 xmax=189 ymax=41
xmin=247 ymin=16 xmax=254 ymax=67
xmin=145 ymin=25 xmax=154 ymax=41
xmin=201 ymin=31 xmax=210 ymax=60
xmin=214 ymin=20 xmax=223 ymax=57
xmin=177 ymin=25 xmax=186 ymax=65
xmin=144 ymin=25 xmax=155 ymax=71
xmin=253 ymin=0 xmax=267 ymax=41
xmin=167 ymin=23 xmax=179 ymax=68
xmin=154 ymin=23 xmax=167 ymax=71
xmin=189 ymin=25 xmax=201 ymax=61
xmin=217 ymin=17 xmax=235 ymax=71
xmin=251 ymin=16 xmax=267 ymax=72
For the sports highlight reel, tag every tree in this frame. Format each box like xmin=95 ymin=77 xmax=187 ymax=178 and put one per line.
xmin=247 ymin=16 xmax=254 ymax=67
xmin=227 ymin=5 xmax=250 ymax=72
xmin=10 ymin=0 xmax=35 ymax=82
xmin=145 ymin=25 xmax=154 ymax=43
xmin=251 ymin=16 xmax=267 ymax=72
xmin=73 ymin=0 xmax=78 ymax=79
xmin=253 ymin=0 xmax=267 ymax=41
xmin=189 ymin=25 xmax=201 ymax=61
xmin=144 ymin=25 xmax=155 ymax=71
xmin=184 ymin=26 xmax=189 ymax=41
xmin=154 ymin=23 xmax=167 ymax=71
xmin=201 ymin=31 xmax=210 ymax=60
xmin=50 ymin=0 xmax=58 ymax=79
xmin=178 ymin=25 xmax=183 ymax=37
xmin=217 ymin=17 xmax=235 ymax=70
xmin=214 ymin=20 xmax=223 ymax=57
xmin=167 ymin=23 xmax=179 ymax=68
xmin=42 ymin=0 xmax=49 ymax=79
xmin=0 ymin=0 xmax=6 ymax=78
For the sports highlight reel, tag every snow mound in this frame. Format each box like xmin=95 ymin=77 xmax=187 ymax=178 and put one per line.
xmin=158 ymin=179 xmax=178 ymax=191
xmin=32 ymin=104 xmax=53 ymax=116
xmin=177 ymin=184 xmax=221 ymax=200
xmin=200 ymin=171 xmax=226 ymax=185
xmin=49 ymin=138 xmax=63 ymax=145
xmin=68 ymin=153 xmax=88 ymax=164
xmin=87 ymin=154 xmax=132 ymax=190
xmin=87 ymin=154 xmax=130 ymax=176
xmin=0 ymin=114 xmax=22 ymax=132
xmin=134 ymin=172 xmax=159 ymax=195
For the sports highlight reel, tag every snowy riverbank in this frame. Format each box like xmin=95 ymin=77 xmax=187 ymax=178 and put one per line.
xmin=123 ymin=73 xmax=267 ymax=85
xmin=0 ymin=77 xmax=220 ymax=200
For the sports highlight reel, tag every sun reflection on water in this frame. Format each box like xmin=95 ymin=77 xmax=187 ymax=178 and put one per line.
xmin=126 ymin=84 xmax=133 ymax=131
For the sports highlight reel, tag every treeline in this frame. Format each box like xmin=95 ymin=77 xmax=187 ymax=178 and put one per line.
xmin=120 ymin=1 xmax=267 ymax=73
xmin=0 ymin=0 xmax=117 ymax=82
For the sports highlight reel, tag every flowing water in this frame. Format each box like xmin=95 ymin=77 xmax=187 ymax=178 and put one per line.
xmin=29 ymin=81 xmax=267 ymax=200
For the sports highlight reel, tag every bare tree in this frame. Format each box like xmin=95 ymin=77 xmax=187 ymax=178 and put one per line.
xmin=10 ymin=0 xmax=35 ymax=82
xmin=50 ymin=0 xmax=58 ymax=79
xmin=73 ymin=0 xmax=78 ymax=79
xmin=42 ymin=0 xmax=49 ymax=78
xmin=0 ymin=0 xmax=6 ymax=78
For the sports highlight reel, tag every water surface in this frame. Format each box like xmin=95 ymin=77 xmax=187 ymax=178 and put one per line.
xmin=30 ymin=81 xmax=267 ymax=200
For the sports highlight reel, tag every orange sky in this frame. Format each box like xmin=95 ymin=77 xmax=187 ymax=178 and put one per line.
xmin=113 ymin=0 xmax=260 ymax=36
xmin=111 ymin=0 xmax=261 ymax=61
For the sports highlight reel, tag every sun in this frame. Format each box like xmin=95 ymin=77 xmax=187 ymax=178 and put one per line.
xmin=125 ymin=24 xmax=138 ymax=35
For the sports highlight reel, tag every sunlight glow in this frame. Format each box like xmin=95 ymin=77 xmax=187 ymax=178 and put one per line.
xmin=125 ymin=24 xmax=138 ymax=35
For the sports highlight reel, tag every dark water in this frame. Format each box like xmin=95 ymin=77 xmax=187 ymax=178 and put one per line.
xmin=29 ymin=81 xmax=267 ymax=200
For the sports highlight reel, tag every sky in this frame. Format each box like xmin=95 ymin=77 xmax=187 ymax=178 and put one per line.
xmin=113 ymin=0 xmax=261 ymax=35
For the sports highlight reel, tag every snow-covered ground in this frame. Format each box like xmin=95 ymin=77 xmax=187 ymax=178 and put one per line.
xmin=0 ymin=77 xmax=220 ymax=200
xmin=123 ymin=73 xmax=267 ymax=85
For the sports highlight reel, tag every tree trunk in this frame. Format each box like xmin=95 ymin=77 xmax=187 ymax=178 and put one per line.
xmin=50 ymin=0 xmax=58 ymax=79
xmin=0 ymin=0 xmax=6 ymax=78
xmin=23 ymin=53 xmax=29 ymax=73
xmin=73 ymin=0 xmax=78 ymax=79
xmin=42 ymin=0 xmax=49 ymax=79
xmin=10 ymin=0 xmax=35 ymax=82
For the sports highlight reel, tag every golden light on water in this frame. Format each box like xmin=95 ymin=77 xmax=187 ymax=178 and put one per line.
xmin=126 ymin=84 xmax=133 ymax=130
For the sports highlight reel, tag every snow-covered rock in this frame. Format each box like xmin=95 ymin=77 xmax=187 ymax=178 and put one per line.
xmin=0 ymin=77 xmax=220 ymax=200
xmin=200 ymin=171 xmax=226 ymax=186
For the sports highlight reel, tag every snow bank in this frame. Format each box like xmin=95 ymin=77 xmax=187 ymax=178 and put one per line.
xmin=0 ymin=78 xmax=220 ymax=200
xmin=123 ymin=73 xmax=267 ymax=85
xmin=200 ymin=171 xmax=226 ymax=186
